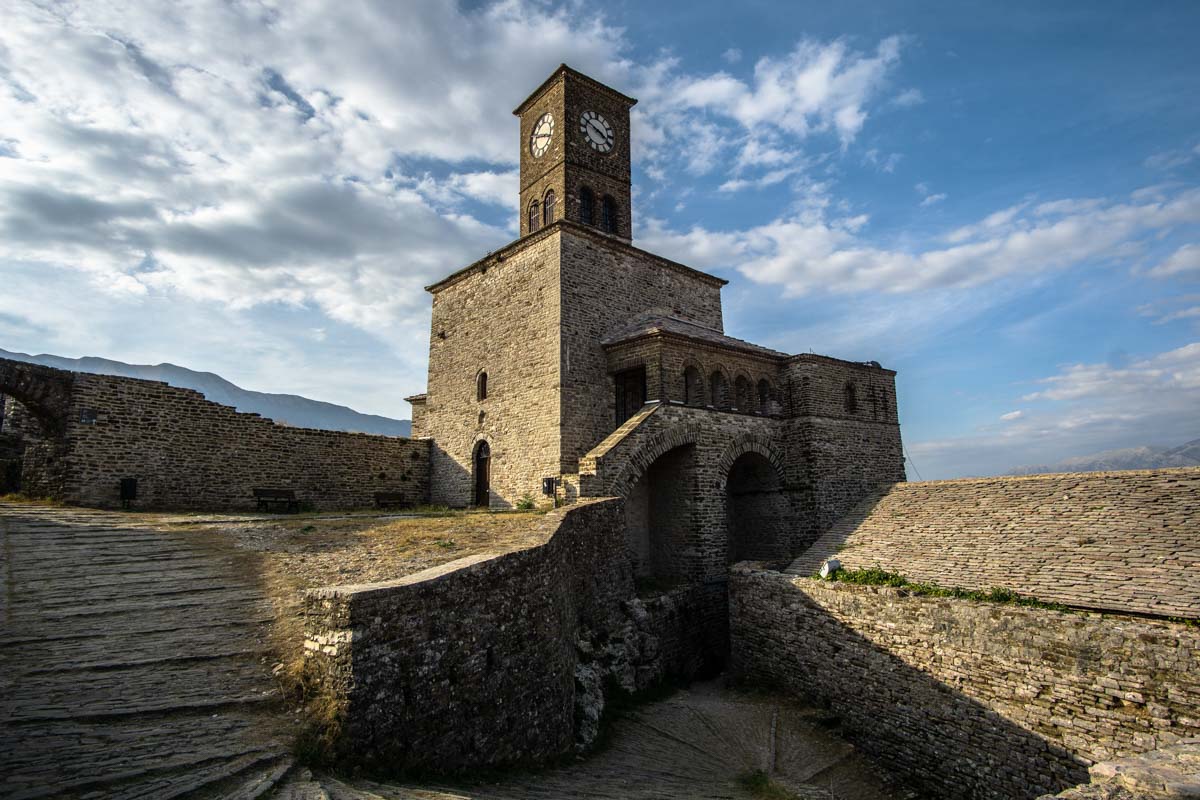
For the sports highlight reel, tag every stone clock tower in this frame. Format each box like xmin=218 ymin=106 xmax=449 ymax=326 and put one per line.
xmin=514 ymin=64 xmax=637 ymax=240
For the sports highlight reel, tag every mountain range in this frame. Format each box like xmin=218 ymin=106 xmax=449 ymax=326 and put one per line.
xmin=1007 ymin=439 xmax=1200 ymax=476
xmin=0 ymin=348 xmax=411 ymax=437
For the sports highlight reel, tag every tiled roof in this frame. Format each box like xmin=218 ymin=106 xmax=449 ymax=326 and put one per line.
xmin=601 ymin=314 xmax=789 ymax=359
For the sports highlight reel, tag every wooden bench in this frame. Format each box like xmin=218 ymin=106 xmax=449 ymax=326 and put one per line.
xmin=253 ymin=488 xmax=300 ymax=513
xmin=373 ymin=492 xmax=411 ymax=510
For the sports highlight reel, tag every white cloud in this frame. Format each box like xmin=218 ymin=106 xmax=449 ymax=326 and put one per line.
xmin=891 ymin=88 xmax=924 ymax=108
xmin=1149 ymin=243 xmax=1200 ymax=278
xmin=1000 ymin=410 xmax=1024 ymax=421
xmin=722 ymin=48 xmax=743 ymax=64
xmin=920 ymin=192 xmax=947 ymax=207
xmin=1022 ymin=343 xmax=1200 ymax=402
xmin=909 ymin=342 xmax=1200 ymax=478
xmin=632 ymin=35 xmax=909 ymax=176
xmin=644 ymin=186 xmax=1200 ymax=297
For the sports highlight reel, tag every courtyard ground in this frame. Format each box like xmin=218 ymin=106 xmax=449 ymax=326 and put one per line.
xmin=0 ymin=501 xmax=905 ymax=800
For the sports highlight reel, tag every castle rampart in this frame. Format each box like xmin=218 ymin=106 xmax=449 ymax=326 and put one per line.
xmin=0 ymin=357 xmax=429 ymax=510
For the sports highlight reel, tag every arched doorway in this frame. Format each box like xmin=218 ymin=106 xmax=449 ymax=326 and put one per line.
xmin=726 ymin=452 xmax=789 ymax=563
xmin=472 ymin=440 xmax=491 ymax=508
xmin=624 ymin=444 xmax=696 ymax=584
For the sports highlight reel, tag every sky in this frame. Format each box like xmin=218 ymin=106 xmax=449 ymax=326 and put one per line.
xmin=1 ymin=0 xmax=1198 ymax=479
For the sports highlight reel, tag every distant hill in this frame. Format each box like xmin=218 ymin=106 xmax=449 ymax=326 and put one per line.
xmin=1007 ymin=439 xmax=1200 ymax=476
xmin=0 ymin=348 xmax=412 ymax=437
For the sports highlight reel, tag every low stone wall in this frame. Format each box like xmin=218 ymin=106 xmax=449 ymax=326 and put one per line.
xmin=303 ymin=498 xmax=715 ymax=773
xmin=730 ymin=568 xmax=1200 ymax=800
xmin=789 ymin=468 xmax=1200 ymax=619
xmin=2 ymin=362 xmax=430 ymax=510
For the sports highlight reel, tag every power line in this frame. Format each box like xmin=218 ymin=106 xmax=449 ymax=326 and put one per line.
xmin=903 ymin=444 xmax=923 ymax=482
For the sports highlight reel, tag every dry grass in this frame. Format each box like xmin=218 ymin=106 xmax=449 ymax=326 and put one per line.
xmin=179 ymin=509 xmax=553 ymax=678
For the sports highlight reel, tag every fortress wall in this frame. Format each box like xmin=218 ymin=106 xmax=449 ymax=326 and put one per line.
xmin=59 ymin=372 xmax=429 ymax=510
xmin=303 ymin=498 xmax=701 ymax=771
xmin=730 ymin=568 xmax=1200 ymax=800
xmin=790 ymin=468 xmax=1200 ymax=619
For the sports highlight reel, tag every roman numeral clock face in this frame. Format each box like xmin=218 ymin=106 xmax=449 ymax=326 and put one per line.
xmin=580 ymin=111 xmax=614 ymax=153
xmin=529 ymin=113 xmax=554 ymax=157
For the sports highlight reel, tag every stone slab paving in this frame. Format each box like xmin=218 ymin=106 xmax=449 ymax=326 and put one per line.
xmin=278 ymin=682 xmax=910 ymax=800
xmin=0 ymin=502 xmax=295 ymax=800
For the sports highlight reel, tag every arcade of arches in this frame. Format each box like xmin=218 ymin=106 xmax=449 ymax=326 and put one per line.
xmin=623 ymin=437 xmax=795 ymax=587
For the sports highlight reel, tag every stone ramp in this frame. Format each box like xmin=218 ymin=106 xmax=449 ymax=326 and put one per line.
xmin=278 ymin=682 xmax=904 ymax=800
xmin=0 ymin=503 xmax=295 ymax=800
xmin=785 ymin=469 xmax=1200 ymax=618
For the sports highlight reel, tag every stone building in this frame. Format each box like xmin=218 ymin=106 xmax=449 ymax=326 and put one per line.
xmin=407 ymin=65 xmax=905 ymax=584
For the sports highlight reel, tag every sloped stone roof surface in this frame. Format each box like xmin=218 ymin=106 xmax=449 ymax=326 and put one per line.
xmin=788 ymin=467 xmax=1200 ymax=619
xmin=601 ymin=314 xmax=789 ymax=359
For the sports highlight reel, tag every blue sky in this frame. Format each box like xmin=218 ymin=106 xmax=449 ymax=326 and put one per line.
xmin=1 ymin=0 xmax=1197 ymax=478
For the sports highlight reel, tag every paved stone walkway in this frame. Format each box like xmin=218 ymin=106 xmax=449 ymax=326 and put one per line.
xmin=279 ymin=682 xmax=906 ymax=800
xmin=1 ymin=503 xmax=904 ymax=800
xmin=0 ymin=503 xmax=293 ymax=799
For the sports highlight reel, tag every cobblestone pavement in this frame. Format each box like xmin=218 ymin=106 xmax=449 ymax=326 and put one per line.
xmin=279 ymin=681 xmax=907 ymax=800
xmin=0 ymin=503 xmax=294 ymax=799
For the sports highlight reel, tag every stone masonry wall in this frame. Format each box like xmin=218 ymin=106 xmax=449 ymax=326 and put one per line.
xmin=730 ymin=568 xmax=1200 ymax=800
xmin=59 ymin=372 xmax=429 ymax=510
xmin=559 ymin=227 xmax=726 ymax=473
xmin=423 ymin=230 xmax=563 ymax=508
xmin=302 ymin=498 xmax=703 ymax=772
xmin=789 ymin=468 xmax=1200 ymax=619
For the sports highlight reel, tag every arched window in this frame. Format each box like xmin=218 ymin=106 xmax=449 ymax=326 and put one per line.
xmin=757 ymin=379 xmax=772 ymax=415
xmin=579 ymin=186 xmax=595 ymax=225
xmin=601 ymin=195 xmax=617 ymax=234
xmin=542 ymin=190 xmax=556 ymax=226
xmin=734 ymin=375 xmax=752 ymax=410
xmin=710 ymin=371 xmax=728 ymax=409
xmin=528 ymin=200 xmax=540 ymax=233
xmin=683 ymin=366 xmax=703 ymax=406
xmin=844 ymin=382 xmax=858 ymax=414
xmin=476 ymin=371 xmax=488 ymax=401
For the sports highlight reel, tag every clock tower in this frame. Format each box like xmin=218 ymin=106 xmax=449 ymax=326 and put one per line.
xmin=514 ymin=64 xmax=637 ymax=241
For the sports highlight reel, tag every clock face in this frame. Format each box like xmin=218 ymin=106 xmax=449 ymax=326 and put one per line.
xmin=529 ymin=113 xmax=554 ymax=157
xmin=580 ymin=111 xmax=614 ymax=153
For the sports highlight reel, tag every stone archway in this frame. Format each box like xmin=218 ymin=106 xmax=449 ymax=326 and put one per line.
xmin=624 ymin=443 xmax=697 ymax=583
xmin=716 ymin=436 xmax=791 ymax=564
xmin=0 ymin=359 xmax=76 ymax=497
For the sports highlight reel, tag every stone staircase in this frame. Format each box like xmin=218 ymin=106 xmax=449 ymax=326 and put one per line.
xmin=274 ymin=681 xmax=906 ymax=800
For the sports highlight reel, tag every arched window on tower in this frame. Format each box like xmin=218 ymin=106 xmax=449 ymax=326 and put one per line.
xmin=579 ymin=186 xmax=595 ymax=226
xmin=542 ymin=190 xmax=556 ymax=226
xmin=844 ymin=382 xmax=858 ymax=414
xmin=476 ymin=371 xmax=488 ymax=401
xmin=601 ymin=195 xmax=617 ymax=234
xmin=528 ymin=200 xmax=540 ymax=233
